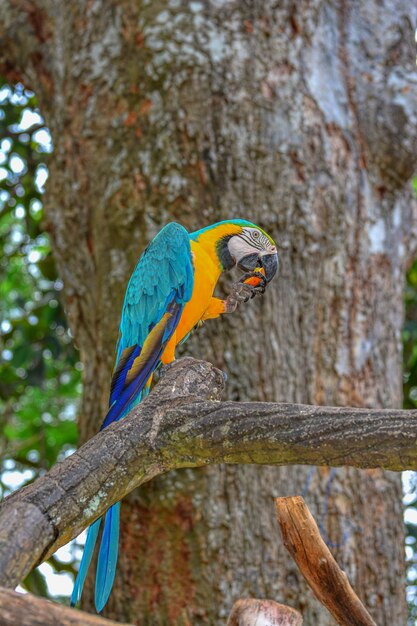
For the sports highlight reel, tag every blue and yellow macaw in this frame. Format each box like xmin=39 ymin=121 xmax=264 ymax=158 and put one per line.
xmin=70 ymin=219 xmax=278 ymax=612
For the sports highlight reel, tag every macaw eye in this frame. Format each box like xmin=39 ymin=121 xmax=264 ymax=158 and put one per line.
xmin=253 ymin=231 xmax=260 ymax=239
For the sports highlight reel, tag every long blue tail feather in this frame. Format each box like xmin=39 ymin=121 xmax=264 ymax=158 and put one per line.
xmin=70 ymin=517 xmax=101 ymax=607
xmin=95 ymin=502 xmax=121 ymax=612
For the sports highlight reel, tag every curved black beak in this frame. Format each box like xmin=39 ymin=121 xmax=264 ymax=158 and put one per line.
xmin=261 ymin=252 xmax=279 ymax=283
xmin=237 ymin=251 xmax=279 ymax=283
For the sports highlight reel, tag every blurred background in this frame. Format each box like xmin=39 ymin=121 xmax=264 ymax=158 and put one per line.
xmin=2 ymin=79 xmax=417 ymax=620
xmin=2 ymin=80 xmax=417 ymax=618
xmin=1 ymin=13 xmax=417 ymax=620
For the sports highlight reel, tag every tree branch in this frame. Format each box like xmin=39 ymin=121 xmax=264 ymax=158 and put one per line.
xmin=1 ymin=357 xmax=416 ymax=588
xmin=227 ymin=599 xmax=302 ymax=625
xmin=0 ymin=587 xmax=133 ymax=626
xmin=275 ymin=497 xmax=377 ymax=626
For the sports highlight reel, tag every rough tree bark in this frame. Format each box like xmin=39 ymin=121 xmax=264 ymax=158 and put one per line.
xmin=1 ymin=1 xmax=417 ymax=624
xmin=227 ymin=599 xmax=303 ymax=626
xmin=3 ymin=358 xmax=417 ymax=593
xmin=0 ymin=588 xmax=133 ymax=626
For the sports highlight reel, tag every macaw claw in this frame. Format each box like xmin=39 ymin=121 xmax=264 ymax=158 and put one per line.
xmin=225 ymin=279 xmax=264 ymax=313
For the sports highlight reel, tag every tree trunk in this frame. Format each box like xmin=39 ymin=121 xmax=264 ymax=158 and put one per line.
xmin=2 ymin=0 xmax=417 ymax=624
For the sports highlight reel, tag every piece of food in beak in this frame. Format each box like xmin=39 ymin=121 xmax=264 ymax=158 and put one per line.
xmin=243 ymin=267 xmax=265 ymax=287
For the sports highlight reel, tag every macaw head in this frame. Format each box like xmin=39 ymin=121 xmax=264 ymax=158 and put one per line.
xmin=225 ymin=222 xmax=278 ymax=283
xmin=190 ymin=219 xmax=279 ymax=283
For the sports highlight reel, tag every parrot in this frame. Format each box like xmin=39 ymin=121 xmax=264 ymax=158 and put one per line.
xmin=70 ymin=219 xmax=278 ymax=612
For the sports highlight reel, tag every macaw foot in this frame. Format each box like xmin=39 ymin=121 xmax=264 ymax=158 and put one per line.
xmin=225 ymin=281 xmax=263 ymax=313
xmin=159 ymin=362 xmax=174 ymax=378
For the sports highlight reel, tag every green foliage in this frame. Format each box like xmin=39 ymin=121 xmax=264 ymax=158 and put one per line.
xmin=0 ymin=81 xmax=82 ymax=598
xmin=404 ymin=259 xmax=417 ymax=410
xmin=404 ymin=178 xmax=417 ymax=625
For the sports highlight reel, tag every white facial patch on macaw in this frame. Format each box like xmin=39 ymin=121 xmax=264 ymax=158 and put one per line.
xmin=228 ymin=227 xmax=275 ymax=263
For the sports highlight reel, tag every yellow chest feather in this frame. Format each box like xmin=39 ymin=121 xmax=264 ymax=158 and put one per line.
xmin=174 ymin=240 xmax=221 ymax=343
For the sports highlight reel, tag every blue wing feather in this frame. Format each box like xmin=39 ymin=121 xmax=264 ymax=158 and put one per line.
xmin=101 ymin=300 xmax=183 ymax=429
xmin=118 ymin=223 xmax=193 ymax=358
xmin=72 ymin=223 xmax=194 ymax=609
xmin=109 ymin=345 xmax=141 ymax=408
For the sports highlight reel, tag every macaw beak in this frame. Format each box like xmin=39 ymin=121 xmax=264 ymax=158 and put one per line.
xmin=261 ymin=251 xmax=279 ymax=283
xmin=237 ymin=253 xmax=259 ymax=273
xmin=237 ymin=251 xmax=279 ymax=283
